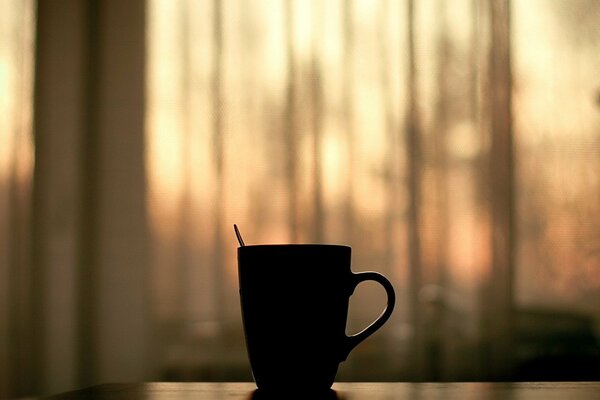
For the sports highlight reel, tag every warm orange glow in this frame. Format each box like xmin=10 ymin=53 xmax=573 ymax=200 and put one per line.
xmin=0 ymin=0 xmax=35 ymax=187
xmin=146 ymin=0 xmax=600 ymax=323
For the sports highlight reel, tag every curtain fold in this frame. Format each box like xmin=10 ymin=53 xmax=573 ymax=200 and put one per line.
xmin=0 ymin=0 xmax=35 ymax=396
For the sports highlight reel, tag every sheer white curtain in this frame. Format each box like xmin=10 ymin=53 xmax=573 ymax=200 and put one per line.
xmin=147 ymin=0 xmax=600 ymax=382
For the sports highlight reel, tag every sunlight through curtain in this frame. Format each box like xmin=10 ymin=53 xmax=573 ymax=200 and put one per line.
xmin=0 ymin=0 xmax=35 ymax=396
xmin=146 ymin=0 xmax=600 ymax=381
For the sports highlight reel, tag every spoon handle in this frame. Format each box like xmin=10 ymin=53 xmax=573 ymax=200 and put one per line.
xmin=234 ymin=224 xmax=245 ymax=247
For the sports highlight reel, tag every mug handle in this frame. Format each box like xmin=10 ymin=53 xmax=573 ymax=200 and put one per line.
xmin=341 ymin=271 xmax=396 ymax=361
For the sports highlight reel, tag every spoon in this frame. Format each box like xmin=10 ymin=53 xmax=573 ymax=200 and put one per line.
xmin=233 ymin=224 xmax=245 ymax=247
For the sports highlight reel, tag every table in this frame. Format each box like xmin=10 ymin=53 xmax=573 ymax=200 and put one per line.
xmin=45 ymin=382 xmax=599 ymax=399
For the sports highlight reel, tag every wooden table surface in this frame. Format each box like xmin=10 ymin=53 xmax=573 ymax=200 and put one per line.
xmin=45 ymin=382 xmax=600 ymax=399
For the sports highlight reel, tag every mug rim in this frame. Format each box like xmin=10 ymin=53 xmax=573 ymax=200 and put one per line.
xmin=238 ymin=243 xmax=350 ymax=250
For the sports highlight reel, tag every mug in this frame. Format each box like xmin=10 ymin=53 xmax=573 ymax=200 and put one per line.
xmin=238 ymin=244 xmax=395 ymax=390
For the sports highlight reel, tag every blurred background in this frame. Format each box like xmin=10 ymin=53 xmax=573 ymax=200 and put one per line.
xmin=1 ymin=0 xmax=600 ymax=397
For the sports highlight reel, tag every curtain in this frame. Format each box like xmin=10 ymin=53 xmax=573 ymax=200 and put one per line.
xmin=1 ymin=0 xmax=600 ymax=397
xmin=147 ymin=0 xmax=600 ymax=382
xmin=0 ymin=0 xmax=35 ymax=396
xmin=2 ymin=0 xmax=149 ymax=397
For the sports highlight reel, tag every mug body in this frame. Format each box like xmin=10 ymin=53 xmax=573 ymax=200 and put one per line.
xmin=238 ymin=244 xmax=352 ymax=389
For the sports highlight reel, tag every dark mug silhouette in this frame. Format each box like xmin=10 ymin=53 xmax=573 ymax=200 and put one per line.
xmin=238 ymin=244 xmax=395 ymax=390
xmin=249 ymin=387 xmax=343 ymax=400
